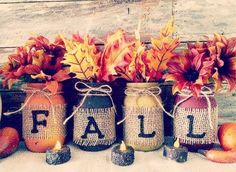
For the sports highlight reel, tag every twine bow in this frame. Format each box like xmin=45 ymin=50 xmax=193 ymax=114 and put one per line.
xmin=172 ymin=86 xmax=214 ymax=130
xmin=3 ymin=87 xmax=59 ymax=124
xmin=63 ymin=82 xmax=116 ymax=125
xmin=117 ymin=86 xmax=173 ymax=125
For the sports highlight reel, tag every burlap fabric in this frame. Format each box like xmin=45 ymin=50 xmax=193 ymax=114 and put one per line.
xmin=174 ymin=107 xmax=218 ymax=144
xmin=73 ymin=107 xmax=116 ymax=146
xmin=123 ymin=107 xmax=163 ymax=150
xmin=22 ymin=104 xmax=66 ymax=140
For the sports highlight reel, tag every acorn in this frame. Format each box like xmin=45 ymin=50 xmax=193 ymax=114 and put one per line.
xmin=0 ymin=127 xmax=20 ymax=158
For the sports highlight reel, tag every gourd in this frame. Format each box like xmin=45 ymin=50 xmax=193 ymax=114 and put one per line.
xmin=0 ymin=127 xmax=20 ymax=158
xmin=199 ymin=122 xmax=236 ymax=163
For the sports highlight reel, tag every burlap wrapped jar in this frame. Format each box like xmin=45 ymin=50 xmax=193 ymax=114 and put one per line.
xmin=174 ymin=88 xmax=218 ymax=152
xmin=123 ymin=82 xmax=164 ymax=151
xmin=72 ymin=82 xmax=116 ymax=151
xmin=22 ymin=83 xmax=66 ymax=153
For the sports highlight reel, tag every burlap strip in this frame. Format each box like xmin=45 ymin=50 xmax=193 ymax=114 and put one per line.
xmin=22 ymin=104 xmax=66 ymax=140
xmin=123 ymin=107 xmax=163 ymax=149
xmin=174 ymin=107 xmax=218 ymax=144
xmin=73 ymin=107 xmax=116 ymax=146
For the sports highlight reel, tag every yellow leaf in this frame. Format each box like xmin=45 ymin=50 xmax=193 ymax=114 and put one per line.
xmin=62 ymin=35 xmax=99 ymax=80
xmin=160 ymin=16 xmax=174 ymax=38
xmin=31 ymin=71 xmax=47 ymax=80
xmin=7 ymin=79 xmax=17 ymax=89
xmin=147 ymin=17 xmax=179 ymax=74
xmin=32 ymin=50 xmax=44 ymax=67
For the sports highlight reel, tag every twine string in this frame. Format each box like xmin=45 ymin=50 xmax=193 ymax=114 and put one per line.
xmin=117 ymin=86 xmax=173 ymax=125
xmin=172 ymin=86 xmax=214 ymax=130
xmin=63 ymin=82 xmax=116 ymax=125
xmin=3 ymin=87 xmax=59 ymax=124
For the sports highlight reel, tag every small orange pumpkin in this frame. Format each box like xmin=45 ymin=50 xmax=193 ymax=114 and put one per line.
xmin=0 ymin=127 xmax=20 ymax=158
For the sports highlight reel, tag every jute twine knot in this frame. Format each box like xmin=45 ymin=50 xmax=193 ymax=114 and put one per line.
xmin=173 ymin=86 xmax=214 ymax=130
xmin=63 ymin=82 xmax=116 ymax=125
xmin=117 ymin=86 xmax=173 ymax=125
xmin=3 ymin=86 xmax=61 ymax=124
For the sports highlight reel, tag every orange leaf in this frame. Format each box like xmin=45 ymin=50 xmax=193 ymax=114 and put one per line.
xmin=45 ymin=81 xmax=59 ymax=94
xmin=7 ymin=78 xmax=17 ymax=89
xmin=24 ymin=64 xmax=41 ymax=75
xmin=99 ymin=29 xmax=134 ymax=81
xmin=145 ymin=18 xmax=179 ymax=80
xmin=52 ymin=69 xmax=70 ymax=82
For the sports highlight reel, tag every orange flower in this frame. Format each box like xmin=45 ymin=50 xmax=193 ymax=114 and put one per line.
xmin=1 ymin=35 xmax=69 ymax=90
xmin=165 ymin=48 xmax=214 ymax=96
xmin=1 ymin=47 xmax=40 ymax=88
xmin=207 ymin=34 xmax=236 ymax=91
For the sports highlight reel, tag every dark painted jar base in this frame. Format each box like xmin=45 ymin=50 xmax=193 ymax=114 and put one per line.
xmin=181 ymin=143 xmax=214 ymax=152
xmin=77 ymin=144 xmax=112 ymax=152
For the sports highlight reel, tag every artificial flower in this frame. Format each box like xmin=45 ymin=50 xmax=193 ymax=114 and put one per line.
xmin=1 ymin=46 xmax=40 ymax=88
xmin=0 ymin=35 xmax=70 ymax=92
xmin=207 ymin=34 xmax=236 ymax=91
xmin=165 ymin=48 xmax=214 ymax=96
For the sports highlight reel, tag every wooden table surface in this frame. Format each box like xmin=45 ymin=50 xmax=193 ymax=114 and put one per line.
xmin=0 ymin=141 xmax=236 ymax=172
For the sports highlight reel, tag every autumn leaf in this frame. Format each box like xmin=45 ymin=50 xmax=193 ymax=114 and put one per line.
xmin=160 ymin=16 xmax=174 ymax=38
xmin=52 ymin=69 xmax=70 ymax=82
xmin=45 ymin=80 xmax=59 ymax=95
xmin=7 ymin=78 xmax=18 ymax=89
xmin=99 ymin=29 xmax=134 ymax=81
xmin=145 ymin=18 xmax=179 ymax=81
xmin=62 ymin=35 xmax=99 ymax=81
xmin=126 ymin=37 xmax=146 ymax=82
xmin=31 ymin=70 xmax=52 ymax=81
xmin=24 ymin=64 xmax=41 ymax=74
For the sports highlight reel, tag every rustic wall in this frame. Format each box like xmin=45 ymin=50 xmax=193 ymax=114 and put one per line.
xmin=1 ymin=0 xmax=236 ymax=61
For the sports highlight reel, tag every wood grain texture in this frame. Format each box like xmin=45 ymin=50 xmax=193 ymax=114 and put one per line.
xmin=0 ymin=0 xmax=172 ymax=47
xmin=0 ymin=0 xmax=76 ymax=3
xmin=216 ymin=84 xmax=236 ymax=124
xmin=0 ymin=48 xmax=14 ymax=63
xmin=174 ymin=0 xmax=236 ymax=41
xmin=0 ymin=0 xmax=142 ymax=3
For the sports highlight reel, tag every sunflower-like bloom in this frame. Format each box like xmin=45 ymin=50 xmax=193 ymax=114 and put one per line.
xmin=1 ymin=35 xmax=69 ymax=90
xmin=207 ymin=34 xmax=236 ymax=91
xmin=165 ymin=48 xmax=214 ymax=96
